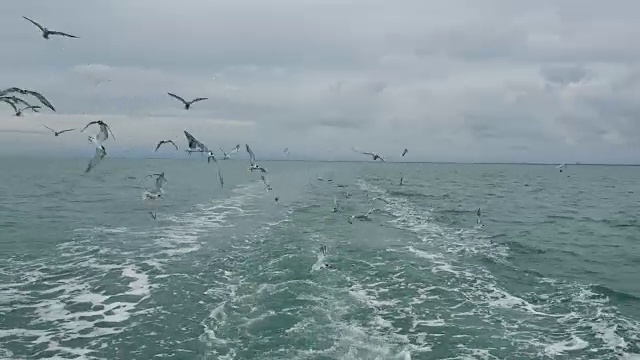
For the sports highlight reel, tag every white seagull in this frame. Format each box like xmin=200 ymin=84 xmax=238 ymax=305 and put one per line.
xmin=167 ymin=93 xmax=208 ymax=110
xmin=220 ymin=144 xmax=240 ymax=160
xmin=85 ymin=126 xmax=108 ymax=174
xmin=23 ymin=16 xmax=79 ymax=40
xmin=183 ymin=130 xmax=208 ymax=155
xmin=353 ymin=148 xmax=385 ymax=162
xmin=81 ymin=120 xmax=115 ymax=140
xmin=246 ymin=144 xmax=267 ymax=173
xmin=0 ymin=88 xmax=56 ymax=111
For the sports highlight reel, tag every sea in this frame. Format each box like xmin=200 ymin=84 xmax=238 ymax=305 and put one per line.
xmin=0 ymin=157 xmax=639 ymax=360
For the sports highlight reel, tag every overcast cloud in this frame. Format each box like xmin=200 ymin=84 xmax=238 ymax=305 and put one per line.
xmin=1 ymin=0 xmax=639 ymax=163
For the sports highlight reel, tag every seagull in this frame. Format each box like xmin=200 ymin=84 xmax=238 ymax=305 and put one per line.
xmin=556 ymin=164 xmax=567 ymax=172
xmin=85 ymin=126 xmax=108 ymax=174
xmin=332 ymin=196 xmax=342 ymax=213
xmin=218 ymin=168 xmax=224 ymax=188
xmin=81 ymin=120 xmax=115 ymax=141
xmin=154 ymin=140 xmax=178 ymax=152
xmin=246 ymin=144 xmax=267 ymax=172
xmin=476 ymin=208 xmax=481 ymax=224
xmin=347 ymin=208 xmax=377 ymax=224
xmin=284 ymin=147 xmax=290 ymax=156
xmin=0 ymin=88 xmax=55 ymax=111
xmin=368 ymin=197 xmax=388 ymax=205
xmin=261 ymin=175 xmax=272 ymax=191
xmin=353 ymin=148 xmax=385 ymax=162
xmin=275 ymin=197 xmax=279 ymax=203
xmin=145 ymin=172 xmax=167 ymax=194
xmin=167 ymin=93 xmax=208 ymax=110
xmin=220 ymin=144 xmax=240 ymax=160
xmin=23 ymin=16 xmax=78 ymax=40
xmin=402 ymin=148 xmax=408 ymax=157
xmin=43 ymin=125 xmax=74 ymax=137
xmin=183 ymin=130 xmax=208 ymax=154
xmin=149 ymin=211 xmax=157 ymax=220
xmin=15 ymin=105 xmax=41 ymax=117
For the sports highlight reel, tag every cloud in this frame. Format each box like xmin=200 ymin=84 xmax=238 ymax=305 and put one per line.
xmin=1 ymin=0 xmax=639 ymax=163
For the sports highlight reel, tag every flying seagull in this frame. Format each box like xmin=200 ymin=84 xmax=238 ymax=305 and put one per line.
xmin=246 ymin=144 xmax=267 ymax=172
xmin=145 ymin=172 xmax=167 ymax=194
xmin=85 ymin=125 xmax=108 ymax=174
xmin=284 ymin=147 xmax=290 ymax=155
xmin=260 ymin=175 xmax=272 ymax=190
xmin=347 ymin=208 xmax=377 ymax=224
xmin=556 ymin=164 xmax=567 ymax=172
xmin=167 ymin=93 xmax=208 ymax=110
xmin=402 ymin=148 xmax=408 ymax=157
xmin=0 ymin=88 xmax=55 ymax=111
xmin=81 ymin=120 xmax=115 ymax=140
xmin=220 ymin=144 xmax=240 ymax=160
xmin=15 ymin=105 xmax=41 ymax=117
xmin=23 ymin=16 xmax=78 ymax=40
xmin=183 ymin=130 xmax=208 ymax=154
xmin=155 ymin=140 xmax=178 ymax=152
xmin=353 ymin=148 xmax=385 ymax=162
xmin=218 ymin=169 xmax=224 ymax=188
xmin=43 ymin=125 xmax=74 ymax=136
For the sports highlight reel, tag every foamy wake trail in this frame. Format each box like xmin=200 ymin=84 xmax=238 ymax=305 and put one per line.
xmin=352 ymin=178 xmax=640 ymax=358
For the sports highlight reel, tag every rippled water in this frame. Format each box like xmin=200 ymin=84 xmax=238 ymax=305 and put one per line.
xmin=1 ymin=157 xmax=639 ymax=359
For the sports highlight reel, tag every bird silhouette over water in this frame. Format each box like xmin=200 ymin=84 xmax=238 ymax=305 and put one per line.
xmin=23 ymin=16 xmax=78 ymax=40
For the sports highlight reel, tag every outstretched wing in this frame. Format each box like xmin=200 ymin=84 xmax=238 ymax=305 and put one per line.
xmin=245 ymin=144 xmax=256 ymax=165
xmin=1 ymin=98 xmax=18 ymax=113
xmin=103 ymin=123 xmax=116 ymax=140
xmin=231 ymin=144 xmax=240 ymax=153
xmin=218 ymin=169 xmax=224 ymax=188
xmin=22 ymin=16 xmax=45 ymax=33
xmin=167 ymin=140 xmax=178 ymax=150
xmin=188 ymin=97 xmax=208 ymax=104
xmin=402 ymin=148 xmax=408 ymax=156
xmin=24 ymin=90 xmax=55 ymax=111
xmin=154 ymin=141 xmax=164 ymax=152
xmin=80 ymin=121 xmax=99 ymax=132
xmin=48 ymin=30 xmax=78 ymax=38
xmin=42 ymin=125 xmax=55 ymax=133
xmin=168 ymin=92 xmax=188 ymax=105
xmin=57 ymin=128 xmax=75 ymax=134
xmin=183 ymin=131 xmax=198 ymax=149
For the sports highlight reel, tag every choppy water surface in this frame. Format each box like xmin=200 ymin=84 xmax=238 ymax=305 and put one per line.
xmin=1 ymin=158 xmax=639 ymax=359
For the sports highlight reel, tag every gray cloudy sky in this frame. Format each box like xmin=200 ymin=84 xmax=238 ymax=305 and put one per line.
xmin=1 ymin=0 xmax=639 ymax=163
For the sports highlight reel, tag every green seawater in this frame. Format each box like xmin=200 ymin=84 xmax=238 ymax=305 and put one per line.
xmin=1 ymin=158 xmax=639 ymax=359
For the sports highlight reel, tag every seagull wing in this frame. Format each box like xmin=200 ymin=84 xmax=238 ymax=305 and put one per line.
xmin=377 ymin=156 xmax=386 ymax=162
xmin=57 ymin=128 xmax=75 ymax=134
xmin=246 ymin=144 xmax=256 ymax=165
xmin=219 ymin=147 xmax=228 ymax=156
xmin=42 ymin=125 xmax=55 ymax=133
xmin=1 ymin=98 xmax=18 ymax=113
xmin=3 ymin=96 xmax=31 ymax=107
xmin=218 ymin=169 xmax=224 ymax=188
xmin=183 ymin=130 xmax=198 ymax=149
xmin=154 ymin=141 xmax=164 ymax=152
xmin=80 ymin=121 xmax=99 ymax=132
xmin=402 ymin=148 xmax=408 ymax=156
xmin=188 ymin=97 xmax=208 ymax=104
xmin=24 ymin=90 xmax=55 ymax=111
xmin=231 ymin=144 xmax=240 ymax=153
xmin=167 ymin=140 xmax=178 ymax=150
xmin=22 ymin=16 xmax=46 ymax=33
xmin=366 ymin=208 xmax=377 ymax=216
xmin=168 ymin=92 xmax=188 ymax=105
xmin=85 ymin=146 xmax=106 ymax=173
xmin=24 ymin=105 xmax=41 ymax=112
xmin=48 ymin=30 xmax=78 ymax=38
